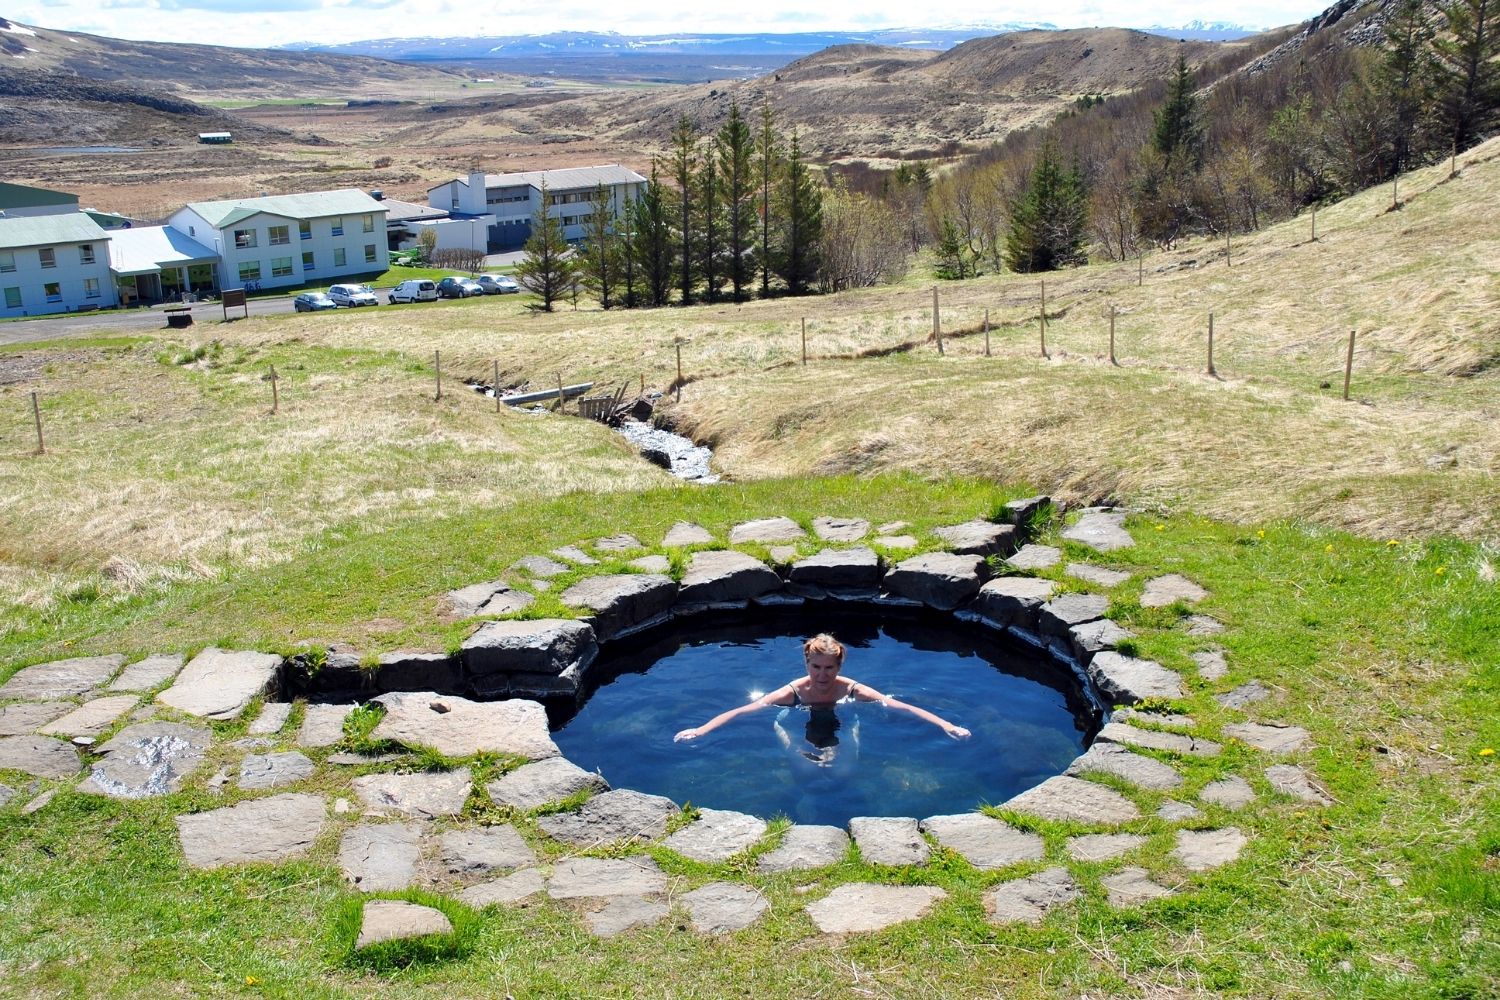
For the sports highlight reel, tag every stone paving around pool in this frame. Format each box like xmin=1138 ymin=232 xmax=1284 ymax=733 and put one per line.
xmin=0 ymin=503 xmax=1337 ymax=949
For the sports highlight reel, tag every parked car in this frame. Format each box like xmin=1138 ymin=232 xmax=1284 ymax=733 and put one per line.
xmin=328 ymin=283 xmax=379 ymax=307
xmin=437 ymin=276 xmax=485 ymax=299
xmin=476 ymin=274 xmax=521 ymax=295
xmin=293 ymin=291 xmax=337 ymax=312
xmin=388 ymin=279 xmax=439 ymax=304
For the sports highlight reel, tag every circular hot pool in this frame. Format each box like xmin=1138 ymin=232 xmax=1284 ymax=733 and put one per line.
xmin=550 ymin=608 xmax=1103 ymax=826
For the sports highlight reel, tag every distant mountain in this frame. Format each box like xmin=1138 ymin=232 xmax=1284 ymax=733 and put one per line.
xmin=1142 ymin=21 xmax=1263 ymax=40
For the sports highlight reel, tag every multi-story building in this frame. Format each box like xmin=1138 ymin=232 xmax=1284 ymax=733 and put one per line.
xmin=426 ymin=165 xmax=648 ymax=252
xmin=167 ymin=189 xmax=388 ymax=291
xmin=0 ymin=213 xmax=117 ymax=317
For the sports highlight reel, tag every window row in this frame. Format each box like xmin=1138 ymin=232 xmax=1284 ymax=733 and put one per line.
xmin=234 ymin=245 xmax=379 ymax=281
xmin=0 ymin=244 xmax=98 ymax=272
xmin=230 ymin=215 xmax=377 ymax=249
xmin=3 ymin=278 xmax=102 ymax=308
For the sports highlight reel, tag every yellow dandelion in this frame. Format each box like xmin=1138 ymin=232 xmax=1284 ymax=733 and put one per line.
xmin=1435 ymin=566 xmax=1447 ymax=576
xmin=1386 ymin=539 xmax=1399 ymax=547
xmin=1256 ymin=529 xmax=1265 ymax=539
xmin=1324 ymin=543 xmax=1334 ymax=553
xmin=245 ymin=976 xmax=259 ymax=986
xmin=1155 ymin=524 xmax=1165 ymax=531
xmin=1480 ymin=748 xmax=1495 ymax=757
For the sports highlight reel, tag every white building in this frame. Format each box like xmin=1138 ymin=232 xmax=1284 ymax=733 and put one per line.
xmin=427 ymin=165 xmax=648 ymax=253
xmin=0 ymin=213 xmax=117 ymax=317
xmin=168 ymin=189 xmax=388 ymax=291
xmin=108 ymin=226 xmax=222 ymax=306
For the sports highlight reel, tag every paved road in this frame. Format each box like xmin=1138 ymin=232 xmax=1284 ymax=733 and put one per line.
xmin=2 ymin=293 xmax=313 ymax=345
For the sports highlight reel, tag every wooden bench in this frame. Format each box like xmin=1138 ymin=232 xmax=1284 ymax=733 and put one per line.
xmin=163 ymin=305 xmax=194 ymax=329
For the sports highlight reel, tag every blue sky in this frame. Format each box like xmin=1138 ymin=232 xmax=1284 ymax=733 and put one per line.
xmin=4 ymin=0 xmax=1331 ymax=49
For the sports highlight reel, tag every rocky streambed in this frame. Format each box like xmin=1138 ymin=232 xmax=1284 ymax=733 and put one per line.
xmin=615 ymin=419 xmax=718 ymax=484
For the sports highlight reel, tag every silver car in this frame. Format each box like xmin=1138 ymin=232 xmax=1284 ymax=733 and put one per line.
xmin=328 ymin=283 xmax=379 ymax=307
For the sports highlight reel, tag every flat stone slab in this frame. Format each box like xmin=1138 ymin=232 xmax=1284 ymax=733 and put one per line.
xmin=873 ymin=534 xmax=918 ymax=549
xmin=551 ymin=545 xmax=599 ymax=565
xmin=1088 ymin=652 xmax=1185 ymax=703
xmin=806 ymin=883 xmax=947 ymax=934
xmin=298 ymin=703 xmax=353 ymax=748
xmin=371 ymin=692 xmax=558 ymax=760
xmin=1158 ymin=800 xmax=1204 ymax=821
xmin=1097 ymin=721 xmax=1220 ymax=757
xmin=1216 ymin=680 xmax=1271 ymax=709
xmin=629 ymin=555 xmax=671 ymax=573
xmin=677 ymin=549 xmax=782 ymax=605
xmin=663 ymin=808 xmax=767 ymax=862
xmin=583 ymin=895 xmax=669 ymax=938
xmin=919 ymin=813 xmax=1043 ymax=869
xmin=485 ymin=756 xmax=608 ymax=811
xmin=1066 ymin=832 xmax=1148 ymax=861
xmin=788 ymin=547 xmax=881 ymax=589
xmin=548 ymin=856 xmax=666 ymax=899
xmin=176 ymin=792 xmax=327 ymax=868
xmin=0 ymin=701 xmax=72 ymax=736
xmin=985 ymin=867 xmax=1081 ymax=924
xmin=883 ymin=552 xmax=985 ymax=610
xmin=593 ymin=534 xmax=643 ymax=552
xmin=1141 ymin=574 xmax=1208 ymax=607
xmin=1067 ymin=742 xmax=1183 ymax=790
xmin=1186 ymin=615 xmax=1226 ymax=636
xmin=536 ymin=789 xmax=676 ymax=845
xmin=756 ymin=824 xmax=849 ymax=872
xmin=1070 ymin=618 xmax=1136 ymax=655
xmin=1224 ymin=722 xmax=1311 ymax=754
xmin=1066 ymin=563 xmax=1131 ymax=587
xmin=247 ymin=702 xmax=292 ymax=736
xmin=461 ymin=619 xmax=596 ymax=681
xmin=0 ymin=734 xmax=82 ymax=779
xmin=971 ymin=576 xmax=1057 ymax=626
xmin=1008 ymin=544 xmax=1061 ymax=570
xmin=0 ymin=654 xmax=124 ymax=700
xmin=351 ymin=768 xmax=472 ymax=818
xmin=108 ymin=654 xmax=184 ymax=692
xmin=459 ymin=869 xmax=545 ymax=908
xmin=444 ymin=580 xmax=533 ymax=619
xmin=1265 ymin=764 xmax=1332 ymax=805
xmin=1192 ymin=649 xmax=1229 ymax=680
xmin=1039 ymin=593 xmax=1110 ymax=635
xmin=37 ymin=695 xmax=137 ymax=738
xmin=1173 ymin=827 xmax=1248 ymax=870
xmin=1200 ymin=776 xmax=1256 ymax=810
xmin=1061 ymin=509 xmax=1133 ymax=552
xmin=729 ymin=517 xmax=806 ymax=543
xmin=356 ymin=900 xmax=451 ymax=950
xmin=768 ymin=545 xmax=798 ymax=566
xmin=932 ymin=519 xmax=1015 ymax=556
xmin=1003 ymin=776 xmax=1141 ymax=825
xmin=157 ymin=648 xmax=280 ymax=721
xmin=559 ymin=573 xmax=676 ymax=640
xmin=1103 ymin=867 xmax=1175 ymax=907
xmin=812 ymin=516 xmax=870 ymax=542
xmin=683 ymin=882 xmax=769 ymax=934
xmin=238 ymin=751 xmax=316 ymax=790
xmin=340 ymin=822 xmax=422 ymax=891
xmin=511 ymin=555 xmax=570 ymax=578
xmin=0 ymin=782 xmax=12 ymax=807
xmin=440 ymin=824 xmax=536 ymax=873
xmin=80 ymin=722 xmax=212 ymax=798
xmin=1114 ymin=709 xmax=1196 ymax=730
xmin=374 ymin=651 xmax=460 ymax=693
xmin=662 ymin=521 xmax=713 ymax=546
xmin=849 ymin=816 xmax=929 ymax=866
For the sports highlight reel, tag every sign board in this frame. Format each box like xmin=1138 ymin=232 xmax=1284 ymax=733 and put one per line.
xmin=222 ymin=288 xmax=249 ymax=321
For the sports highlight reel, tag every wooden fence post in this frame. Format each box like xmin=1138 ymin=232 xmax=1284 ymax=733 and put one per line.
xmin=434 ymin=350 xmax=442 ymax=400
xmin=267 ymin=364 xmax=279 ymax=414
xmin=494 ymin=359 xmax=501 ymax=412
xmin=556 ymin=373 xmax=565 ymax=413
xmin=1311 ymin=201 xmax=1317 ymax=242
xmin=1138 ymin=251 xmax=1143 ymax=286
xmin=983 ymin=308 xmax=991 ymax=357
xmin=1225 ymin=225 xmax=1231 ymax=267
xmin=1039 ymin=280 xmax=1048 ymax=358
xmin=1343 ymin=330 xmax=1356 ymax=401
xmin=932 ymin=287 xmax=942 ymax=354
xmin=801 ymin=317 xmax=807 ymax=365
xmin=1109 ymin=305 xmax=1117 ymax=366
xmin=1392 ymin=173 xmax=1399 ymax=210
xmin=30 ymin=391 xmax=44 ymax=455
xmin=675 ymin=338 xmax=684 ymax=401
xmin=1206 ymin=313 xmax=1216 ymax=377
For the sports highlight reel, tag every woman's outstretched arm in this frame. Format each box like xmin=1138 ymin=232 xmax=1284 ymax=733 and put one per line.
xmin=675 ymin=686 xmax=795 ymax=742
xmin=850 ymin=682 xmax=970 ymax=738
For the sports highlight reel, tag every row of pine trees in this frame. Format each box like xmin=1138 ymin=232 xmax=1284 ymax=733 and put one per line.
xmin=517 ymin=104 xmax=825 ymax=311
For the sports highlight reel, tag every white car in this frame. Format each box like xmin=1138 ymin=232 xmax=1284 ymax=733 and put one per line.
xmin=388 ymin=279 xmax=439 ymax=303
xmin=328 ymin=283 xmax=379 ymax=307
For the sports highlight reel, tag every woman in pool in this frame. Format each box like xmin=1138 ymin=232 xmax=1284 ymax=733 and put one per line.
xmin=673 ymin=633 xmax=972 ymax=742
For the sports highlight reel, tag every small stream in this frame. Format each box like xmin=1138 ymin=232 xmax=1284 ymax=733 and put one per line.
xmin=616 ymin=419 xmax=718 ymax=483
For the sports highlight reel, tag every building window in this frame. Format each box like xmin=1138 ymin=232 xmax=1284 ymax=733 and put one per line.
xmin=268 ymin=225 xmax=290 ymax=246
xmin=302 ymin=251 xmax=314 ymax=272
xmin=3 ymin=287 xmax=19 ymax=309
xmin=271 ymin=257 xmax=293 ymax=278
xmin=189 ymin=225 xmax=196 ymax=237
xmin=364 ymin=244 xmax=377 ymax=264
xmin=451 ymin=198 xmax=460 ymax=211
xmin=233 ymin=229 xmax=257 ymax=249
xmin=39 ymin=248 xmax=56 ymax=268
xmin=44 ymin=282 xmax=61 ymax=303
xmin=333 ymin=248 xmax=346 ymax=267
xmin=84 ymin=277 xmax=100 ymax=299
xmin=0 ymin=252 xmax=13 ymax=273
xmin=299 ymin=220 xmax=312 ymax=240
xmin=79 ymin=244 xmax=96 ymax=265
xmin=238 ymin=261 xmax=261 ymax=282
xmin=362 ymin=214 xmax=374 ymax=233
xmin=331 ymin=218 xmax=344 ymax=237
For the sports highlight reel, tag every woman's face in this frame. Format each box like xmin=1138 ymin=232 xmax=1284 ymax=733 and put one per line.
xmin=805 ymin=653 xmax=842 ymax=684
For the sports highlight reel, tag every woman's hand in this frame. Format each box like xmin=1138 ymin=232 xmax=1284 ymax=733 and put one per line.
xmin=674 ymin=728 xmax=702 ymax=742
xmin=945 ymin=724 xmax=971 ymax=739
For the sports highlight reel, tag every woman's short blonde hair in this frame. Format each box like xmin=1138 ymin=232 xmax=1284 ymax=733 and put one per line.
xmin=803 ymin=633 xmax=846 ymax=664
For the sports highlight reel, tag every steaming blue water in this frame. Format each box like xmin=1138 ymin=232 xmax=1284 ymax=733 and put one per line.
xmin=552 ymin=611 xmax=1097 ymax=826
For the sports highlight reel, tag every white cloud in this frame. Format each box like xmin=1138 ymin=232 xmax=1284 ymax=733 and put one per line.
xmin=6 ymin=0 xmax=1329 ymax=49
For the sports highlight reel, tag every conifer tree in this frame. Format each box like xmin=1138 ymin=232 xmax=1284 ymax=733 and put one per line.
xmin=1380 ymin=0 xmax=1436 ymax=172
xmin=630 ymin=160 xmax=675 ymax=307
xmin=516 ymin=181 xmax=574 ymax=312
xmin=933 ymin=218 xmax=972 ymax=279
xmin=1430 ymin=0 xmax=1500 ymax=151
xmin=756 ymin=100 xmax=781 ymax=296
xmin=775 ymin=130 xmax=823 ymax=295
xmin=1004 ymin=142 xmax=1088 ymax=273
xmin=696 ymin=139 xmax=724 ymax=302
xmin=579 ymin=183 xmax=618 ymax=309
xmin=670 ymin=115 xmax=698 ymax=305
xmin=1152 ymin=52 xmax=1204 ymax=169
xmin=718 ymin=102 xmax=757 ymax=300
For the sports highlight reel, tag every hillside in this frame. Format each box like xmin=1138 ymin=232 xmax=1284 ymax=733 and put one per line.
xmin=0 ymin=16 xmax=473 ymax=101
xmin=923 ymin=29 xmax=1219 ymax=94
